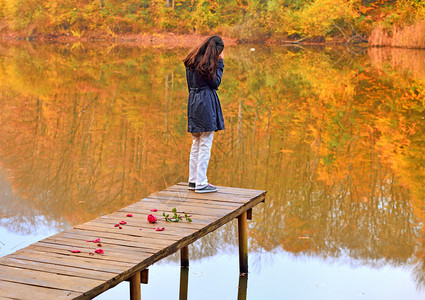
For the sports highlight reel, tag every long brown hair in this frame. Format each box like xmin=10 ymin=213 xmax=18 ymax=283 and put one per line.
xmin=183 ymin=35 xmax=224 ymax=80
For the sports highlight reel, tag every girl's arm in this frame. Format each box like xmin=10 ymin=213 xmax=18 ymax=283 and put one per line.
xmin=185 ymin=68 xmax=191 ymax=92
xmin=207 ymin=59 xmax=224 ymax=90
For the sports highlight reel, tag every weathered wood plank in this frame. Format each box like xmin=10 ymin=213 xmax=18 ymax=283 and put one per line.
xmin=118 ymin=204 xmax=237 ymax=218
xmin=0 ymin=257 xmax=115 ymax=281
xmin=88 ymin=218 xmax=202 ymax=236
xmin=73 ymin=223 xmax=183 ymax=242
xmin=40 ymin=235 xmax=160 ymax=254
xmin=149 ymin=190 xmax=252 ymax=204
xmin=0 ymin=265 xmax=104 ymax=293
xmin=8 ymin=250 xmax=132 ymax=274
xmin=25 ymin=243 xmax=151 ymax=265
xmin=50 ymin=231 xmax=169 ymax=251
xmin=0 ymin=280 xmax=81 ymax=300
xmin=142 ymin=196 xmax=242 ymax=207
xmin=59 ymin=228 xmax=174 ymax=247
xmin=175 ymin=182 xmax=265 ymax=195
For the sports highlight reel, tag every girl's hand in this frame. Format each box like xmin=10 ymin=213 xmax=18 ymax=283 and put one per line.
xmin=218 ymin=51 xmax=224 ymax=60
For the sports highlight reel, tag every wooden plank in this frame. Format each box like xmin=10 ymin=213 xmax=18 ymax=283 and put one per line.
xmin=40 ymin=235 xmax=160 ymax=254
xmin=58 ymin=228 xmax=174 ymax=247
xmin=0 ymin=265 xmax=103 ymax=293
xmin=92 ymin=211 xmax=219 ymax=228
xmin=25 ymin=243 xmax=151 ymax=265
xmin=175 ymin=182 xmax=265 ymax=196
xmin=118 ymin=203 xmax=237 ymax=218
xmin=8 ymin=250 xmax=132 ymax=274
xmin=88 ymin=219 xmax=202 ymax=237
xmin=142 ymin=196 xmax=242 ymax=208
xmin=0 ymin=280 xmax=81 ymax=300
xmin=51 ymin=231 xmax=170 ymax=251
xmin=73 ymin=223 xmax=183 ymax=242
xmin=149 ymin=191 xmax=252 ymax=204
xmin=115 ymin=201 xmax=237 ymax=217
xmin=116 ymin=208 xmax=224 ymax=225
xmin=0 ymin=257 xmax=115 ymax=281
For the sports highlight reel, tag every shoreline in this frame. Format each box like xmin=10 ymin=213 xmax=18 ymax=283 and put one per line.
xmin=0 ymin=31 xmax=362 ymax=47
xmin=2 ymin=31 xmax=424 ymax=50
xmin=0 ymin=32 xmax=239 ymax=48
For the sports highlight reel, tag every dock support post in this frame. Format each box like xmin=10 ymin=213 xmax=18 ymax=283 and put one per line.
xmin=238 ymin=211 xmax=248 ymax=274
xmin=129 ymin=272 xmax=141 ymax=300
xmin=237 ymin=274 xmax=248 ymax=300
xmin=181 ymin=245 xmax=189 ymax=267
xmin=247 ymin=208 xmax=252 ymax=220
xmin=179 ymin=266 xmax=189 ymax=300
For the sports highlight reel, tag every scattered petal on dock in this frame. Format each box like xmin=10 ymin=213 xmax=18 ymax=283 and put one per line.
xmin=114 ymin=224 xmax=120 ymax=227
xmin=126 ymin=214 xmax=133 ymax=217
xmin=155 ymin=227 xmax=165 ymax=231
xmin=86 ymin=238 xmax=101 ymax=243
xmin=150 ymin=209 xmax=157 ymax=212
xmin=119 ymin=221 xmax=127 ymax=225
xmin=95 ymin=249 xmax=104 ymax=254
xmin=70 ymin=250 xmax=81 ymax=253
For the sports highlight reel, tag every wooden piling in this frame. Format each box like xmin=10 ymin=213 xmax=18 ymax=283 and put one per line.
xmin=181 ymin=246 xmax=189 ymax=267
xmin=141 ymin=269 xmax=149 ymax=284
xmin=129 ymin=272 xmax=141 ymax=300
xmin=238 ymin=211 xmax=248 ymax=273
xmin=179 ymin=267 xmax=189 ymax=300
xmin=237 ymin=274 xmax=248 ymax=300
xmin=247 ymin=208 xmax=252 ymax=220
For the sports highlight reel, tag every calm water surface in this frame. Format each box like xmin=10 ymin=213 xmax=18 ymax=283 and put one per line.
xmin=0 ymin=42 xmax=424 ymax=299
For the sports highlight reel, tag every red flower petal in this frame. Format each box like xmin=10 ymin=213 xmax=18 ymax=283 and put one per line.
xmin=119 ymin=221 xmax=127 ymax=225
xmin=114 ymin=224 xmax=120 ymax=227
xmin=70 ymin=250 xmax=81 ymax=253
xmin=150 ymin=209 xmax=157 ymax=212
xmin=86 ymin=240 xmax=92 ymax=242
xmin=119 ymin=226 xmax=122 ymax=229
xmin=89 ymin=252 xmax=95 ymax=256
xmin=93 ymin=238 xmax=101 ymax=243
xmin=97 ymin=243 xmax=102 ymax=247
xmin=147 ymin=214 xmax=157 ymax=223
xmin=155 ymin=227 xmax=165 ymax=231
xmin=94 ymin=249 xmax=104 ymax=254
xmin=126 ymin=214 xmax=133 ymax=217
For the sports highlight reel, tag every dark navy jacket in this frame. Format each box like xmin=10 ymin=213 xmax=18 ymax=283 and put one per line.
xmin=186 ymin=59 xmax=225 ymax=133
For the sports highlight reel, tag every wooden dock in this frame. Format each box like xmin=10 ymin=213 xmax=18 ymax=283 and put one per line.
xmin=0 ymin=183 xmax=266 ymax=299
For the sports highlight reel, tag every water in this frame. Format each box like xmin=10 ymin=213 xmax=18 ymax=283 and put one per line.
xmin=0 ymin=42 xmax=424 ymax=299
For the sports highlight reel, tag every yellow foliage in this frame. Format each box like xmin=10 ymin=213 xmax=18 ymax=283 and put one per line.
xmin=286 ymin=0 xmax=359 ymax=37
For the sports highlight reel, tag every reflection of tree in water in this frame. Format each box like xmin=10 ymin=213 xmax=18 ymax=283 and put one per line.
xmin=0 ymin=169 xmax=68 ymax=234
xmin=0 ymin=43 xmax=424 ymax=286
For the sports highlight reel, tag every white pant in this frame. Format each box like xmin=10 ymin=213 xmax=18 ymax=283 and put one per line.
xmin=188 ymin=131 xmax=214 ymax=187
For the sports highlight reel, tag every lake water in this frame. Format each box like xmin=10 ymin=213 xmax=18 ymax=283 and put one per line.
xmin=0 ymin=42 xmax=424 ymax=299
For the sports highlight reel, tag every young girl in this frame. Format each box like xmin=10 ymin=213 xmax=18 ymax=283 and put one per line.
xmin=183 ymin=35 xmax=225 ymax=193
